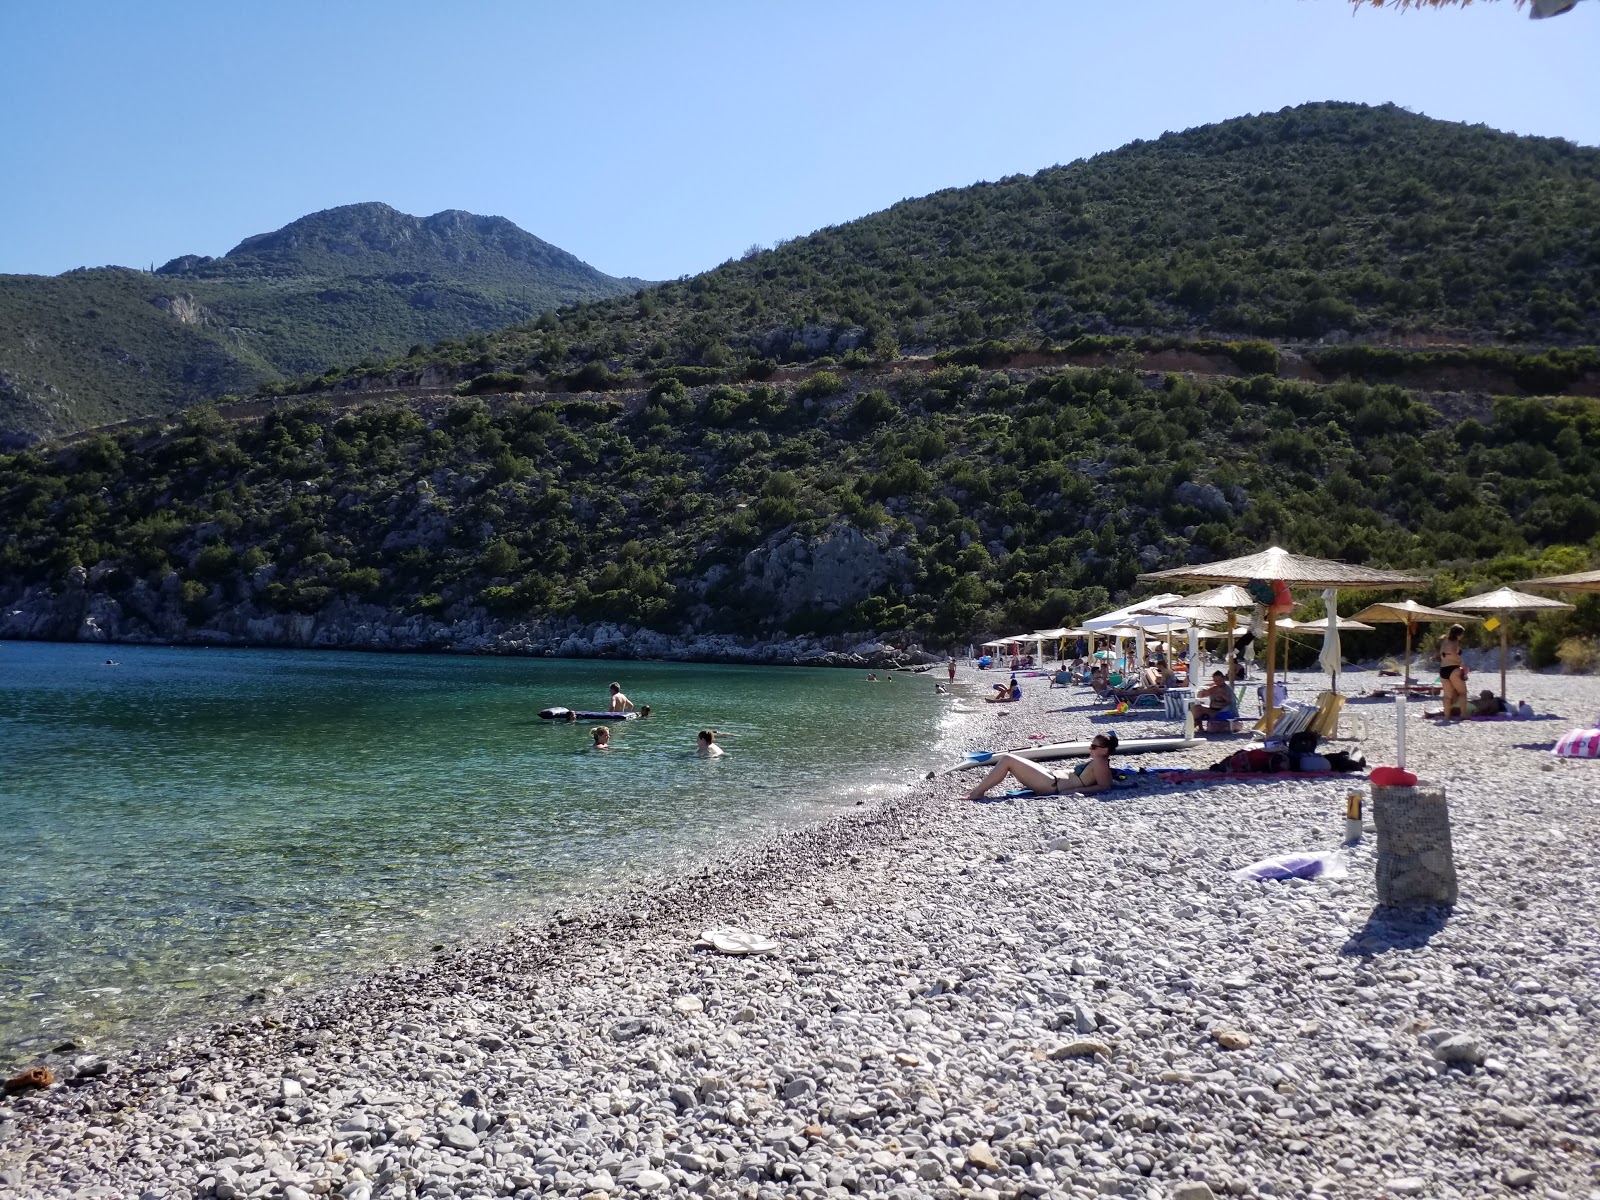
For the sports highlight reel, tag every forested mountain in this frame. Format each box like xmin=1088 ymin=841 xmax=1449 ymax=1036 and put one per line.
xmin=300 ymin=103 xmax=1600 ymax=397
xmin=2 ymin=103 xmax=1598 ymax=661
xmin=0 ymin=204 xmax=641 ymax=440
xmin=2 ymin=364 xmax=1596 ymax=661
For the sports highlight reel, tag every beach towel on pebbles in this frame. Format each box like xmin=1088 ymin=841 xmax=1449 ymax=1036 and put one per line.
xmin=1554 ymin=728 xmax=1600 ymax=758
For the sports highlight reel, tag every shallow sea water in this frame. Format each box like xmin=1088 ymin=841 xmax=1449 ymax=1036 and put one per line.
xmin=0 ymin=642 xmax=960 ymax=1061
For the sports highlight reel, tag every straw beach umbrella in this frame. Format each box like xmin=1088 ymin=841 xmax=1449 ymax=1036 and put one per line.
xmin=1351 ymin=0 xmax=1588 ymax=15
xmin=1517 ymin=568 xmax=1600 ymax=593
xmin=1443 ymin=587 xmax=1573 ymax=701
xmin=1160 ymin=584 xmax=1257 ymax=681
xmin=1140 ymin=547 xmax=1428 ymax=729
xmin=1349 ymin=600 xmax=1480 ymax=690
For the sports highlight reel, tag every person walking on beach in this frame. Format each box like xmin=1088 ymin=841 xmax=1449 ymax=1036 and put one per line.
xmin=1438 ymin=625 xmax=1468 ymax=720
xmin=947 ymin=657 xmax=957 ymax=683
xmin=608 ymin=682 xmax=635 ymax=713
xmin=963 ymin=733 xmax=1118 ymax=799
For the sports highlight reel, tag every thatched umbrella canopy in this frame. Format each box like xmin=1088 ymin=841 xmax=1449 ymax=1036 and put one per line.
xmin=1140 ymin=547 xmax=1427 ymax=590
xmin=1140 ymin=547 xmax=1428 ymax=728
xmin=1158 ymin=585 xmax=1259 ymax=681
xmin=1443 ymin=587 xmax=1574 ymax=699
xmin=1294 ymin=616 xmax=1376 ymax=632
xmin=1516 ymin=568 xmax=1600 ymax=594
xmin=1351 ymin=0 xmax=1585 ymax=16
xmin=1350 ymin=600 xmax=1480 ymax=689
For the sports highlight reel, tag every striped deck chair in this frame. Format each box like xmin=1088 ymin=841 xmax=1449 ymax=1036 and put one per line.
xmin=1257 ymin=701 xmax=1316 ymax=742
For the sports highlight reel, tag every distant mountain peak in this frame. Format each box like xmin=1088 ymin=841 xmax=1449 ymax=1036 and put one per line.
xmin=154 ymin=204 xmax=612 ymax=280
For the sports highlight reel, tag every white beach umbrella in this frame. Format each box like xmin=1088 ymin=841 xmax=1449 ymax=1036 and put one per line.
xmin=1317 ymin=588 xmax=1343 ymax=692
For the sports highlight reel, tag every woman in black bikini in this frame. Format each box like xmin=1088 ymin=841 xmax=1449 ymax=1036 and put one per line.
xmin=1439 ymin=624 xmax=1468 ymax=720
xmin=964 ymin=733 xmax=1117 ymax=800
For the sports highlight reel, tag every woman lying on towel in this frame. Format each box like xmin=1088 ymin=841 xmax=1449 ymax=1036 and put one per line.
xmin=964 ymin=733 xmax=1118 ymax=800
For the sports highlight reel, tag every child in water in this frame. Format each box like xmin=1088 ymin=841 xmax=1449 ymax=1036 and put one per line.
xmin=697 ymin=730 xmax=724 ymax=757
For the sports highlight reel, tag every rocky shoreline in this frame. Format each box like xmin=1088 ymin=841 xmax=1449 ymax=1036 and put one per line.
xmin=0 ymin=573 xmax=940 ymax=669
xmin=4 ymin=666 xmax=1599 ymax=1200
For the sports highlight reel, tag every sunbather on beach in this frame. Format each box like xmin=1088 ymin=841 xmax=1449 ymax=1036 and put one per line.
xmin=985 ymin=680 xmax=1022 ymax=703
xmin=1189 ymin=671 xmax=1239 ymax=723
xmin=1113 ymin=664 xmax=1172 ymax=700
xmin=964 ymin=733 xmax=1118 ymax=799
xmin=1470 ymin=690 xmax=1507 ymax=716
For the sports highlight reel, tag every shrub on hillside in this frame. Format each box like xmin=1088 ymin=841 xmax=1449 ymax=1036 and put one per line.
xmin=1557 ymin=636 xmax=1600 ymax=674
xmin=457 ymin=372 xmax=527 ymax=396
xmin=796 ymin=371 xmax=844 ymax=400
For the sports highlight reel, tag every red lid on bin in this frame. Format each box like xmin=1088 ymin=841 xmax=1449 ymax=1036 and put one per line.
xmin=1370 ymin=766 xmax=1418 ymax=787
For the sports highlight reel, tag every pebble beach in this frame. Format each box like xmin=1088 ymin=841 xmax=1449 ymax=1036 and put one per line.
xmin=4 ymin=665 xmax=1598 ymax=1200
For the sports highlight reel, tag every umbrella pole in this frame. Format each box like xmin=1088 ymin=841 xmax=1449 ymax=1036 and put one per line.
xmin=1226 ymin=608 xmax=1236 ymax=686
xmin=1404 ymin=623 xmax=1413 ymax=692
xmin=1501 ymin=623 xmax=1509 ymax=702
xmin=1264 ymin=609 xmax=1280 ymax=732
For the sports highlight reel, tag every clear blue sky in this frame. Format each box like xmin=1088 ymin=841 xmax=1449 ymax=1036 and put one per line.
xmin=3 ymin=0 xmax=1596 ymax=281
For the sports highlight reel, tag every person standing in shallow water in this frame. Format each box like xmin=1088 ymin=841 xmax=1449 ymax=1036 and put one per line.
xmin=608 ymin=682 xmax=635 ymax=713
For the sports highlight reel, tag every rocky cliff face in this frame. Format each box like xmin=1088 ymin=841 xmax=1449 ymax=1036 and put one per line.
xmin=0 ymin=528 xmax=936 ymax=668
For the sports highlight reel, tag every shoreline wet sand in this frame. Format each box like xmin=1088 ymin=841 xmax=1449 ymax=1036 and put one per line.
xmin=4 ymin=665 xmax=1599 ymax=1200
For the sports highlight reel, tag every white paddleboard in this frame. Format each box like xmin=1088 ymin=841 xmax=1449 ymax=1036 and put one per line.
xmin=946 ymin=736 xmax=1204 ymax=773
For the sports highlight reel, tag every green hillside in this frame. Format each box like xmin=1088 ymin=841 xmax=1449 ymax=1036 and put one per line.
xmin=0 ymin=204 xmax=642 ymax=440
xmin=1 ymin=366 xmax=1596 ymax=659
xmin=3 ymin=103 xmax=1599 ymax=660
xmin=299 ymin=102 xmax=1600 ymax=396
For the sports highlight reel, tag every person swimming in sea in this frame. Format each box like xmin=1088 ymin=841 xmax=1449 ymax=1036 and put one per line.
xmin=696 ymin=729 xmax=724 ymax=757
xmin=964 ymin=733 xmax=1118 ymax=800
xmin=591 ymin=726 xmax=611 ymax=750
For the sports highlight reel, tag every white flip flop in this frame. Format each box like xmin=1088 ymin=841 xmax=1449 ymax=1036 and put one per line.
xmin=697 ymin=928 xmax=779 ymax=956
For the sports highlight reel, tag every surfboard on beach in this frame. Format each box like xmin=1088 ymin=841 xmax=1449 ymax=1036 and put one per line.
xmin=538 ymin=707 xmax=637 ymax=721
xmin=944 ymin=736 xmax=1204 ymax=773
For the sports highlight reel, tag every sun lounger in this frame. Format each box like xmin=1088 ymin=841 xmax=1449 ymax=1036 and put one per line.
xmin=1256 ymin=701 xmax=1317 ymax=743
xmin=1309 ymin=691 xmax=1345 ymax=738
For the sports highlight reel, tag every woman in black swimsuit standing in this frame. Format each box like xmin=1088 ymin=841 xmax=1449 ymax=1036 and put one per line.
xmin=964 ymin=734 xmax=1117 ymax=800
xmin=1439 ymin=624 xmax=1468 ymax=720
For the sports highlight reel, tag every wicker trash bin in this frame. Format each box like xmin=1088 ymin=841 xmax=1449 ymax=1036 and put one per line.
xmin=1371 ymin=783 xmax=1458 ymax=906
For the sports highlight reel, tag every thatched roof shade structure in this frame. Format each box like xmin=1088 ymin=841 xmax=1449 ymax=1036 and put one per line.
xmin=1443 ymin=587 xmax=1574 ymax=699
xmin=1516 ymin=568 xmax=1600 ymax=594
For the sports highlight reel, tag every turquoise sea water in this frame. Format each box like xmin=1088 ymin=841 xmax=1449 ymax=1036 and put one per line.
xmin=0 ymin=643 xmax=955 ymax=1062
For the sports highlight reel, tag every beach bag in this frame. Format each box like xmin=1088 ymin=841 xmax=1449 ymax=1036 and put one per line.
xmin=1287 ymin=729 xmax=1321 ymax=755
xmin=1554 ymin=728 xmax=1600 ymax=759
xmin=1294 ymin=753 xmax=1331 ymax=772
